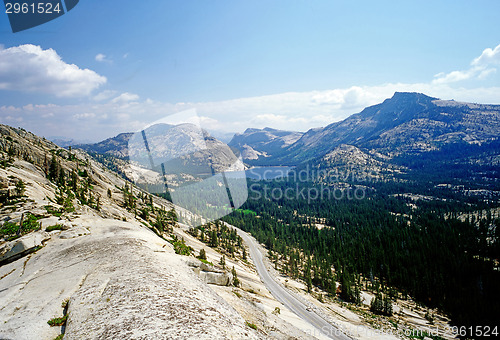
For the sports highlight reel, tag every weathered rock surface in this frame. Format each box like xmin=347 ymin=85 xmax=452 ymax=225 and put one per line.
xmin=0 ymin=218 xmax=261 ymax=340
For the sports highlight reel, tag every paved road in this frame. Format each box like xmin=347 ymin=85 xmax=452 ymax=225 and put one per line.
xmin=235 ymin=228 xmax=351 ymax=340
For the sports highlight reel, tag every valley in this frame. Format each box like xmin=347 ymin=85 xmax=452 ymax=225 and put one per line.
xmin=73 ymin=93 xmax=500 ymax=337
xmin=0 ymin=125 xmax=403 ymax=339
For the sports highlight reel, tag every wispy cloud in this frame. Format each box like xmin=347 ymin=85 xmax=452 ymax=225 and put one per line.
xmin=93 ymin=90 xmax=118 ymax=101
xmin=73 ymin=112 xmax=96 ymax=119
xmin=0 ymin=44 xmax=106 ymax=97
xmin=472 ymin=44 xmax=500 ymax=66
xmin=111 ymin=92 xmax=140 ymax=104
xmin=433 ymin=43 xmax=500 ymax=84
xmin=95 ymin=53 xmax=112 ymax=63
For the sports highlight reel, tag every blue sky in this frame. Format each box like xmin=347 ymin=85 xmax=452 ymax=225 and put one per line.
xmin=1 ymin=0 xmax=500 ymax=141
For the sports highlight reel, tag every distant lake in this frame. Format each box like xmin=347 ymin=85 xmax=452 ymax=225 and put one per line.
xmin=222 ymin=166 xmax=294 ymax=180
xmin=245 ymin=166 xmax=294 ymax=180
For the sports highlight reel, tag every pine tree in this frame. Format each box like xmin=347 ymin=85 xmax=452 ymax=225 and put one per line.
xmin=210 ymin=230 xmax=218 ymax=247
xmin=219 ymin=255 xmax=226 ymax=269
xmin=70 ymin=170 xmax=78 ymax=192
xmin=354 ymin=283 xmax=361 ymax=305
xmin=58 ymin=169 xmax=66 ymax=187
xmin=383 ymin=294 xmax=393 ymax=316
xmin=370 ymin=293 xmax=392 ymax=316
xmin=48 ymin=154 xmax=59 ymax=181
xmin=232 ymin=266 xmax=239 ymax=287
xmin=339 ymin=270 xmax=354 ymax=302
xmin=306 ymin=274 xmax=312 ymax=293
xmin=15 ymin=179 xmax=25 ymax=197
xmin=370 ymin=293 xmax=384 ymax=315
xmin=198 ymin=248 xmax=207 ymax=261
xmin=167 ymin=209 xmax=178 ymax=222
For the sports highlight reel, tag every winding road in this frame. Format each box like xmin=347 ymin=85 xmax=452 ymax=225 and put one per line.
xmin=235 ymin=228 xmax=351 ymax=340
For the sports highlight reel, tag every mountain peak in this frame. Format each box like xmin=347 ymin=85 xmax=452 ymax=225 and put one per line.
xmin=389 ymin=92 xmax=438 ymax=102
xmin=352 ymin=92 xmax=441 ymax=128
xmin=242 ymin=128 xmax=260 ymax=134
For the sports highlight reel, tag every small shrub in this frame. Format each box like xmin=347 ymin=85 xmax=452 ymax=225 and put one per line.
xmin=1 ymin=213 xmax=41 ymax=238
xmin=425 ymin=311 xmax=434 ymax=324
xmin=46 ymin=225 xmax=64 ymax=232
xmin=61 ymin=298 xmax=69 ymax=309
xmin=170 ymin=238 xmax=193 ymax=256
xmin=0 ymin=221 xmax=18 ymax=237
xmin=245 ymin=321 xmax=257 ymax=330
xmin=11 ymin=214 xmax=41 ymax=235
xmin=47 ymin=315 xmax=67 ymax=327
xmin=44 ymin=205 xmax=62 ymax=217
xmin=199 ymin=258 xmax=214 ymax=266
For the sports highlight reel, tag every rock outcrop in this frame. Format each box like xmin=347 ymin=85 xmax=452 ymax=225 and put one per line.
xmin=0 ymin=231 xmax=49 ymax=264
xmin=187 ymin=259 xmax=234 ymax=286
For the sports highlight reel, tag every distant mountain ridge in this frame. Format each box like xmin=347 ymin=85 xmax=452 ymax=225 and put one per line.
xmin=240 ymin=92 xmax=500 ymax=166
xmin=75 ymin=132 xmax=133 ymax=158
xmin=75 ymin=123 xmax=243 ymax=185
xmin=50 ymin=137 xmax=94 ymax=148
xmin=76 ymin=93 xmax=500 ymax=176
xmin=228 ymin=127 xmax=303 ymax=164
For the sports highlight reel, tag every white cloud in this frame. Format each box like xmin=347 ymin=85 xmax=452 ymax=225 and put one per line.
xmin=111 ymin=92 xmax=140 ymax=103
xmin=93 ymin=90 xmax=118 ymax=101
xmin=433 ymin=69 xmax=478 ymax=84
xmin=23 ymin=104 xmax=34 ymax=111
xmin=95 ymin=53 xmax=112 ymax=63
xmin=311 ymin=86 xmax=380 ymax=109
xmin=0 ymin=44 xmax=106 ymax=97
xmin=3 ymin=115 xmax=23 ymax=123
xmin=472 ymin=44 xmax=500 ymax=66
xmin=73 ymin=112 xmax=96 ymax=119
xmin=433 ymin=43 xmax=500 ymax=84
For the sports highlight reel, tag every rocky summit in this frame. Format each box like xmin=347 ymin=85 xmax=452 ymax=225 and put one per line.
xmin=232 ymin=93 xmax=500 ymax=167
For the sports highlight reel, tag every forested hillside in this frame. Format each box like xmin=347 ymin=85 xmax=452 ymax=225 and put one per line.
xmin=223 ymin=175 xmax=500 ymax=329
